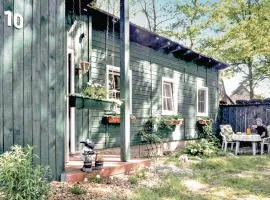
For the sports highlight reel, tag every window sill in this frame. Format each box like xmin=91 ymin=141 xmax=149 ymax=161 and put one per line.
xmin=197 ymin=113 xmax=209 ymax=117
xmin=162 ymin=110 xmax=177 ymax=116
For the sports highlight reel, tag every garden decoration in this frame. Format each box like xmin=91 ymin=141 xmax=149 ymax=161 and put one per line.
xmin=95 ymin=153 xmax=104 ymax=169
xmin=80 ymin=139 xmax=96 ymax=172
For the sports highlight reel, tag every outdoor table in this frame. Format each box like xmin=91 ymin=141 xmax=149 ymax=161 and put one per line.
xmin=233 ymin=133 xmax=261 ymax=156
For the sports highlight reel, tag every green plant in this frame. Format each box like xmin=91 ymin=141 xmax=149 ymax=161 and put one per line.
xmin=128 ymin=169 xmax=147 ymax=185
xmin=185 ymin=139 xmax=218 ymax=157
xmin=82 ymin=81 xmax=107 ymax=100
xmin=68 ymin=184 xmax=86 ymax=195
xmin=0 ymin=145 xmax=51 ymax=200
xmin=202 ymin=125 xmax=220 ymax=146
xmin=139 ymin=130 xmax=163 ymax=144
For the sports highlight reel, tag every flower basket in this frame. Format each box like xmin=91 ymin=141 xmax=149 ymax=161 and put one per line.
xmin=198 ymin=119 xmax=211 ymax=125
xmin=104 ymin=116 xmax=120 ymax=124
xmin=104 ymin=115 xmax=137 ymax=124
xmin=167 ymin=119 xmax=184 ymax=126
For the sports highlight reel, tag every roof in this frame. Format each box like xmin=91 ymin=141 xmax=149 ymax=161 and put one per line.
xmin=66 ymin=1 xmax=229 ymax=70
xmin=230 ymin=85 xmax=250 ymax=102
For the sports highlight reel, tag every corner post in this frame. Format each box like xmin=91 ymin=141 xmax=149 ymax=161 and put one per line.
xmin=120 ymin=0 xmax=130 ymax=161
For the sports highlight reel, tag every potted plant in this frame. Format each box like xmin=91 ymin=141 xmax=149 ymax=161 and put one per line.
xmin=95 ymin=153 xmax=104 ymax=170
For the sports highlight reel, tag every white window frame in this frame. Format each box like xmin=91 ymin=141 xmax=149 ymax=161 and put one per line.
xmin=162 ymin=77 xmax=178 ymax=115
xmin=106 ymin=65 xmax=132 ymax=113
xmin=197 ymin=85 xmax=208 ymax=116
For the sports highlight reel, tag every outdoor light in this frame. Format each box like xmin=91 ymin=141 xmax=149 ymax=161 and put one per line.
xmin=80 ymin=139 xmax=96 ymax=172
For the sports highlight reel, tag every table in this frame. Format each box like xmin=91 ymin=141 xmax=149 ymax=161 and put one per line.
xmin=232 ymin=134 xmax=262 ymax=156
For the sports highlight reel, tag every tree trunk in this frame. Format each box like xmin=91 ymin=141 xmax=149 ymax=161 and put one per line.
xmin=247 ymin=60 xmax=254 ymax=99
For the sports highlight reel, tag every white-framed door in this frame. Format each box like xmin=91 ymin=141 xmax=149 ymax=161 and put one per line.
xmin=66 ymin=48 xmax=76 ymax=162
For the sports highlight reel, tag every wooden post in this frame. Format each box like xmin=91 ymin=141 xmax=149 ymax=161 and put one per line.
xmin=120 ymin=0 xmax=130 ymax=161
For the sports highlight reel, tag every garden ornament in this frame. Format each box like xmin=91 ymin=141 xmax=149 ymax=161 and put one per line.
xmin=80 ymin=139 xmax=96 ymax=172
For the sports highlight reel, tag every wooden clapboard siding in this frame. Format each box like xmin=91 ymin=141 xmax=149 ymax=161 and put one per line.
xmin=68 ymin=14 xmax=219 ymax=150
xmin=0 ymin=0 xmax=66 ymax=180
xmin=0 ymin=0 xmax=3 ymax=154
xmin=3 ymin=0 xmax=14 ymax=152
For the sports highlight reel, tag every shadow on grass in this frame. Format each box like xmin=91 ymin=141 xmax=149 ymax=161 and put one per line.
xmin=192 ymin=155 xmax=270 ymax=197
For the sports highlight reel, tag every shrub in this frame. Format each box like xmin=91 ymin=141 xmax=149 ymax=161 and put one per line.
xmin=0 ymin=145 xmax=51 ymax=200
xmin=185 ymin=139 xmax=218 ymax=158
xmin=68 ymin=184 xmax=86 ymax=195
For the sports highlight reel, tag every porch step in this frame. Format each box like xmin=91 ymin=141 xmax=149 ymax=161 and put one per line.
xmin=62 ymin=155 xmax=151 ymax=182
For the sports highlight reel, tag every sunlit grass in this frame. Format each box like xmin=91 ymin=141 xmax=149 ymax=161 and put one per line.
xmin=131 ymin=154 xmax=270 ymax=200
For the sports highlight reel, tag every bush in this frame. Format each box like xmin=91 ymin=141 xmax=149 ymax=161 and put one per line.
xmin=0 ymin=145 xmax=51 ymax=200
xmin=185 ymin=139 xmax=218 ymax=158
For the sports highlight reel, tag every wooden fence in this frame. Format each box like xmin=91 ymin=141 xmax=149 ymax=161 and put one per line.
xmin=218 ymin=104 xmax=270 ymax=133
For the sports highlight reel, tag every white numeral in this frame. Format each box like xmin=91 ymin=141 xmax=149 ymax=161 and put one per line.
xmin=4 ymin=11 xmax=12 ymax=27
xmin=14 ymin=13 xmax=23 ymax=29
xmin=4 ymin=10 xmax=24 ymax=29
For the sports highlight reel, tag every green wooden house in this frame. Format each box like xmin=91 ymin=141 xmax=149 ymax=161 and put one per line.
xmin=0 ymin=0 xmax=228 ymax=179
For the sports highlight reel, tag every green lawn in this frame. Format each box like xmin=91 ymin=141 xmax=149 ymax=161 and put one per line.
xmin=130 ymin=154 xmax=270 ymax=200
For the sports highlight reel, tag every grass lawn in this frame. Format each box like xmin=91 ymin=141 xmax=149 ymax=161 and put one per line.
xmin=130 ymin=154 xmax=270 ymax=200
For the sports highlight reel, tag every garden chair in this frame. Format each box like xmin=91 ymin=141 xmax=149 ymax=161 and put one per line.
xmin=220 ymin=124 xmax=236 ymax=152
xmin=260 ymin=125 xmax=270 ymax=154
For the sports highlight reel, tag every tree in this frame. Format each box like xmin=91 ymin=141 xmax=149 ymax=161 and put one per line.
xmin=130 ymin=0 xmax=177 ymax=33
xmin=203 ymin=0 xmax=270 ymax=99
xmin=163 ymin=0 xmax=212 ymax=49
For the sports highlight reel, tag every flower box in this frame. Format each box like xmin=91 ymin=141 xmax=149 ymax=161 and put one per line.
xmin=69 ymin=95 xmax=112 ymax=110
xmin=104 ymin=116 xmax=120 ymax=124
xmin=167 ymin=119 xmax=184 ymax=126
xmin=198 ymin=119 xmax=211 ymax=125
xmin=104 ymin=115 xmax=137 ymax=125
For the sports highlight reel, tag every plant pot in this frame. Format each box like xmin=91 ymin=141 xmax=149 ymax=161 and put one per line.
xmin=130 ymin=115 xmax=136 ymax=124
xmin=95 ymin=161 xmax=103 ymax=169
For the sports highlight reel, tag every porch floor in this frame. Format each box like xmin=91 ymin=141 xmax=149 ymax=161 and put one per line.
xmin=62 ymin=153 xmax=151 ymax=182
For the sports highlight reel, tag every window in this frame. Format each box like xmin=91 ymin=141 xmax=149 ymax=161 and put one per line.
xmin=197 ymin=86 xmax=208 ymax=116
xmin=162 ymin=77 xmax=177 ymax=115
xmin=106 ymin=65 xmax=132 ymax=112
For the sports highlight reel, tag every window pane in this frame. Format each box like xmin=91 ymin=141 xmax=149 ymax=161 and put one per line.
xmin=162 ymin=80 xmax=174 ymax=112
xmin=198 ymin=89 xmax=206 ymax=113
xmin=108 ymin=70 xmax=120 ymax=99
xmin=163 ymin=98 xmax=168 ymax=110
xmin=167 ymin=98 xmax=174 ymax=111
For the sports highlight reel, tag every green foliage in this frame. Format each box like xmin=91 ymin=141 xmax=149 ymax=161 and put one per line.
xmin=158 ymin=114 xmax=183 ymax=129
xmin=185 ymin=139 xmax=218 ymax=157
xmin=82 ymin=86 xmax=107 ymax=100
xmin=68 ymin=184 xmax=86 ymax=195
xmin=138 ymin=130 xmax=163 ymax=144
xmin=163 ymin=0 xmax=212 ymax=49
xmin=203 ymin=0 xmax=270 ymax=98
xmin=82 ymin=81 xmax=107 ymax=100
xmin=128 ymin=169 xmax=147 ymax=185
xmin=202 ymin=125 xmax=220 ymax=146
xmin=0 ymin=145 xmax=51 ymax=200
